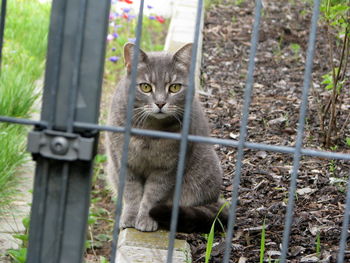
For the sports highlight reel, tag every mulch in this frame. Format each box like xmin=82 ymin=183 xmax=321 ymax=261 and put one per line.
xmin=180 ymin=0 xmax=350 ymax=262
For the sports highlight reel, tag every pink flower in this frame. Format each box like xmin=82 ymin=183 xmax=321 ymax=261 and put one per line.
xmin=155 ymin=16 xmax=165 ymax=24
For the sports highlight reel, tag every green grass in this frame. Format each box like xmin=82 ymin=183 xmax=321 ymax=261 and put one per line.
xmin=316 ymin=231 xmax=321 ymax=258
xmin=0 ymin=0 xmax=50 ymax=214
xmin=260 ymin=220 xmax=266 ymax=263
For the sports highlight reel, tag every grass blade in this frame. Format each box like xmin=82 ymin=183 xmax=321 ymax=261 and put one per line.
xmin=260 ymin=219 xmax=266 ymax=263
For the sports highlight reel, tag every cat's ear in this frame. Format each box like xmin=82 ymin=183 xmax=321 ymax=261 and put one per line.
xmin=123 ymin=43 xmax=148 ymax=73
xmin=173 ymin=43 xmax=193 ymax=69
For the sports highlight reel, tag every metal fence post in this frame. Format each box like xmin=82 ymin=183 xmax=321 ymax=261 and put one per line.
xmin=26 ymin=0 xmax=110 ymax=262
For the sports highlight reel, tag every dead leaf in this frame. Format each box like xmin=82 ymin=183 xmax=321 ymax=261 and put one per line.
xmin=238 ymin=256 xmax=248 ymax=263
xmin=296 ymin=187 xmax=315 ymax=196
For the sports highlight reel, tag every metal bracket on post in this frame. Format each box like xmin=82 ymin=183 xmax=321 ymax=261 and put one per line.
xmin=27 ymin=130 xmax=95 ymax=161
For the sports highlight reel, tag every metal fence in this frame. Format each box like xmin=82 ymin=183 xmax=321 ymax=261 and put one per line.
xmin=0 ymin=0 xmax=350 ymax=262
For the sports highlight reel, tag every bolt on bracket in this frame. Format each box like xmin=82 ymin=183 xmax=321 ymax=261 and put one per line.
xmin=27 ymin=130 xmax=95 ymax=161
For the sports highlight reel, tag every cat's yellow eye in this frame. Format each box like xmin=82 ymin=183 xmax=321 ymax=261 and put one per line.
xmin=169 ymin=84 xmax=182 ymax=93
xmin=139 ymin=83 xmax=152 ymax=93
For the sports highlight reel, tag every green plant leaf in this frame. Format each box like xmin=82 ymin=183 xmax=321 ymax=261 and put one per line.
xmin=13 ymin=234 xmax=29 ymax=242
xmin=100 ymin=256 xmax=109 ymax=263
xmin=87 ymin=215 xmax=97 ymax=225
xmin=94 ymin=154 xmax=107 ymax=164
xmin=205 ymin=221 xmax=215 ymax=263
xmin=204 ymin=202 xmax=229 ymax=263
xmin=289 ymin=43 xmax=301 ymax=54
xmin=346 ymin=137 xmax=350 ymax=147
xmin=22 ymin=216 xmax=30 ymax=229
xmin=7 ymin=248 xmax=27 ymax=263
xmin=96 ymin=233 xmax=111 ymax=242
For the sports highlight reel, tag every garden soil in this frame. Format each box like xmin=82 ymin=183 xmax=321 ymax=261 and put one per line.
xmin=86 ymin=0 xmax=350 ymax=262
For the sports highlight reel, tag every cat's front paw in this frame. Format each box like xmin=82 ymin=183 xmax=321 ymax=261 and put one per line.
xmin=120 ymin=211 xmax=137 ymax=229
xmin=135 ymin=214 xmax=158 ymax=232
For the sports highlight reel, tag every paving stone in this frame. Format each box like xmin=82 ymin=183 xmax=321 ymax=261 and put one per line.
xmin=0 ymin=232 xmax=19 ymax=262
xmin=0 ymin=162 xmax=34 ymax=259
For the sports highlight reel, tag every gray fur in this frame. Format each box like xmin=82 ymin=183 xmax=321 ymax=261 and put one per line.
xmin=106 ymin=43 xmax=223 ymax=232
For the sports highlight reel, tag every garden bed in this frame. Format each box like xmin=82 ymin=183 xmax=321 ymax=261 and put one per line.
xmin=183 ymin=0 xmax=350 ymax=262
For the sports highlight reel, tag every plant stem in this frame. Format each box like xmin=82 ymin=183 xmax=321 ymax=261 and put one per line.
xmin=324 ymin=20 xmax=337 ymax=146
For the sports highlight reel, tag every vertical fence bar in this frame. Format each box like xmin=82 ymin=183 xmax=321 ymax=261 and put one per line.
xmin=0 ymin=0 xmax=7 ymax=72
xmin=222 ymin=1 xmax=262 ymax=262
xmin=44 ymin=0 xmax=66 ymax=131
xmin=67 ymin=0 xmax=87 ymax=133
xmin=165 ymin=0 xmax=203 ymax=262
xmin=26 ymin=0 xmax=110 ymax=262
xmin=27 ymin=160 xmax=50 ymax=260
xmin=51 ymin=1 xmax=87 ymax=260
xmin=109 ymin=1 xmax=144 ymax=262
xmin=279 ymin=0 xmax=320 ymax=261
xmin=337 ymin=170 xmax=350 ymax=263
xmin=53 ymin=163 xmax=70 ymax=261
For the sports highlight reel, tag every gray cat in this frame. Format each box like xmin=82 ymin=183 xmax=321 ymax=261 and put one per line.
xmin=106 ymin=43 xmax=226 ymax=232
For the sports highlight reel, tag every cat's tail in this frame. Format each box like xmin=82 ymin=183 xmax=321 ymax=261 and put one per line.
xmin=149 ymin=200 xmax=228 ymax=233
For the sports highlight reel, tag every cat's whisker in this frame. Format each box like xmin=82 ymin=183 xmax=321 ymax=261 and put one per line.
xmin=175 ymin=108 xmax=195 ymax=122
xmin=133 ymin=109 xmax=145 ymax=118
xmin=138 ymin=112 xmax=150 ymax=128
xmin=172 ymin=112 xmax=183 ymax=127
xmin=133 ymin=107 xmax=145 ymax=115
xmin=137 ymin=113 xmax=149 ymax=128
xmin=134 ymin=105 xmax=147 ymax=109
xmin=132 ymin=113 xmax=145 ymax=126
xmin=133 ymin=110 xmax=147 ymax=128
xmin=132 ymin=108 xmax=145 ymax=119
xmin=137 ymin=109 xmax=152 ymax=128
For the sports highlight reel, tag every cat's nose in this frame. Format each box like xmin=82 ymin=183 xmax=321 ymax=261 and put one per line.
xmin=156 ymin=102 xmax=166 ymax=109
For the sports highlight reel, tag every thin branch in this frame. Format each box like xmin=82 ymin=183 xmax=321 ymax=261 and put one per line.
xmin=335 ymin=112 xmax=350 ymax=141
xmin=325 ymin=22 xmax=338 ymax=146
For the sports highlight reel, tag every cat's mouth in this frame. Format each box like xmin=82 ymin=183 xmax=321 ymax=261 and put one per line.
xmin=151 ymin=112 xmax=168 ymax=119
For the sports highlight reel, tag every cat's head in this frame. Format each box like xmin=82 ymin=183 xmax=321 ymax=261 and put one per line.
xmin=123 ymin=43 xmax=192 ymax=124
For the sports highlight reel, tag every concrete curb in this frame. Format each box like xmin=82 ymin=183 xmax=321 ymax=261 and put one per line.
xmin=116 ymin=229 xmax=191 ymax=263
